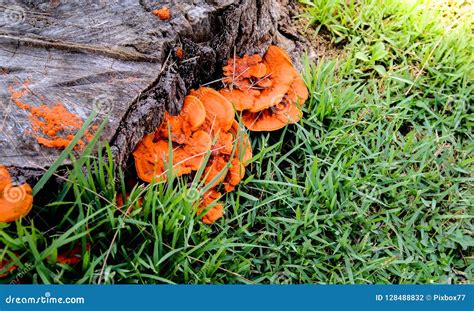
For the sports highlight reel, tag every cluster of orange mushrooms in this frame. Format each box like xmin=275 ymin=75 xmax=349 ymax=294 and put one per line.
xmin=133 ymin=45 xmax=308 ymax=224
xmin=220 ymin=45 xmax=308 ymax=131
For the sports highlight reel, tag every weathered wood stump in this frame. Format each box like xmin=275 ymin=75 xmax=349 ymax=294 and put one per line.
xmin=0 ymin=0 xmax=308 ymax=183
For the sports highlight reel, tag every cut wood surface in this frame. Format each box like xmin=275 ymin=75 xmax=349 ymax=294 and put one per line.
xmin=0 ymin=0 xmax=309 ymax=183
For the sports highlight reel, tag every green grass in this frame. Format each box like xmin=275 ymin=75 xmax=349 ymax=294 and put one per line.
xmin=1 ymin=0 xmax=473 ymax=284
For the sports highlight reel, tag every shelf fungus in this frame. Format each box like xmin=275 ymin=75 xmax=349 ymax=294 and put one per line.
xmin=133 ymin=130 xmax=212 ymax=183
xmin=198 ymin=189 xmax=224 ymax=225
xmin=131 ymin=45 xmax=306 ymax=223
xmin=133 ymin=87 xmax=252 ymax=224
xmin=190 ymin=90 xmax=252 ymax=193
xmin=219 ymin=45 xmax=309 ymax=131
xmin=0 ymin=166 xmax=33 ymax=223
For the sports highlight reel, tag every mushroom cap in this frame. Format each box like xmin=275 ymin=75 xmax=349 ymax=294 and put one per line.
xmin=180 ymin=95 xmax=207 ymax=131
xmin=224 ymin=159 xmax=246 ymax=192
xmin=219 ymin=88 xmax=258 ymax=111
xmin=213 ymin=129 xmax=235 ymax=156
xmin=190 ymin=87 xmax=235 ymax=132
xmin=223 ymin=54 xmax=268 ymax=86
xmin=201 ymin=121 xmax=251 ymax=191
xmin=133 ymin=131 xmax=212 ymax=183
xmin=56 ymin=243 xmax=90 ymax=265
xmin=287 ymin=75 xmax=309 ymax=106
xmin=202 ymin=204 xmax=223 ymax=225
xmin=202 ymin=155 xmax=229 ymax=188
xmin=248 ymin=63 xmax=268 ymax=79
xmin=57 ymin=249 xmax=82 ymax=265
xmin=175 ymin=130 xmax=212 ymax=173
xmin=157 ymin=95 xmax=206 ymax=144
xmin=133 ymin=134 xmax=168 ymax=183
xmin=248 ymin=46 xmax=297 ymax=113
xmin=152 ymin=7 xmax=171 ymax=21
xmin=0 ymin=166 xmax=33 ymax=223
xmin=198 ymin=189 xmax=224 ymax=224
xmin=241 ymin=101 xmax=302 ymax=132
xmin=219 ymin=46 xmax=297 ymax=114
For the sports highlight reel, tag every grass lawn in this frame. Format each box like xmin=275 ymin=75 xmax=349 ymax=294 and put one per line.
xmin=1 ymin=0 xmax=472 ymax=284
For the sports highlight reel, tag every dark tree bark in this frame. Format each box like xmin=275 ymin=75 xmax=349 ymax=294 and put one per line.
xmin=0 ymin=0 xmax=308 ymax=183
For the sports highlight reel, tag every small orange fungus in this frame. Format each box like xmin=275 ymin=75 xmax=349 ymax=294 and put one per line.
xmin=175 ymin=47 xmax=184 ymax=60
xmin=8 ymin=82 xmax=95 ymax=149
xmin=0 ymin=258 xmax=18 ymax=278
xmin=0 ymin=166 xmax=33 ymax=223
xmin=198 ymin=189 xmax=224 ymax=225
xmin=56 ymin=243 xmax=90 ymax=265
xmin=152 ymin=7 xmax=171 ymax=21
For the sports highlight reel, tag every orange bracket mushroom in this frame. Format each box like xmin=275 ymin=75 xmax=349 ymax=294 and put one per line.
xmin=189 ymin=88 xmax=252 ymax=192
xmin=133 ymin=95 xmax=211 ymax=183
xmin=190 ymin=87 xmax=235 ymax=133
xmin=133 ymin=130 xmax=212 ymax=183
xmin=197 ymin=189 xmax=224 ymax=225
xmin=133 ymin=86 xmax=254 ymax=224
xmin=0 ymin=166 xmax=33 ymax=223
xmin=219 ymin=45 xmax=308 ymax=131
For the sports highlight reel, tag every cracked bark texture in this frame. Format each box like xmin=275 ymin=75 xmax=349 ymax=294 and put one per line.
xmin=0 ymin=0 xmax=308 ymax=183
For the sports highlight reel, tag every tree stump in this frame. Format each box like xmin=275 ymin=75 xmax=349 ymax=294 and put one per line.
xmin=0 ymin=0 xmax=308 ymax=183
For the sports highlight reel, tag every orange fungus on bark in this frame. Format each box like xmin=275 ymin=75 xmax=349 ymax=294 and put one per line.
xmin=152 ymin=7 xmax=171 ymax=21
xmin=8 ymin=82 xmax=95 ymax=149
